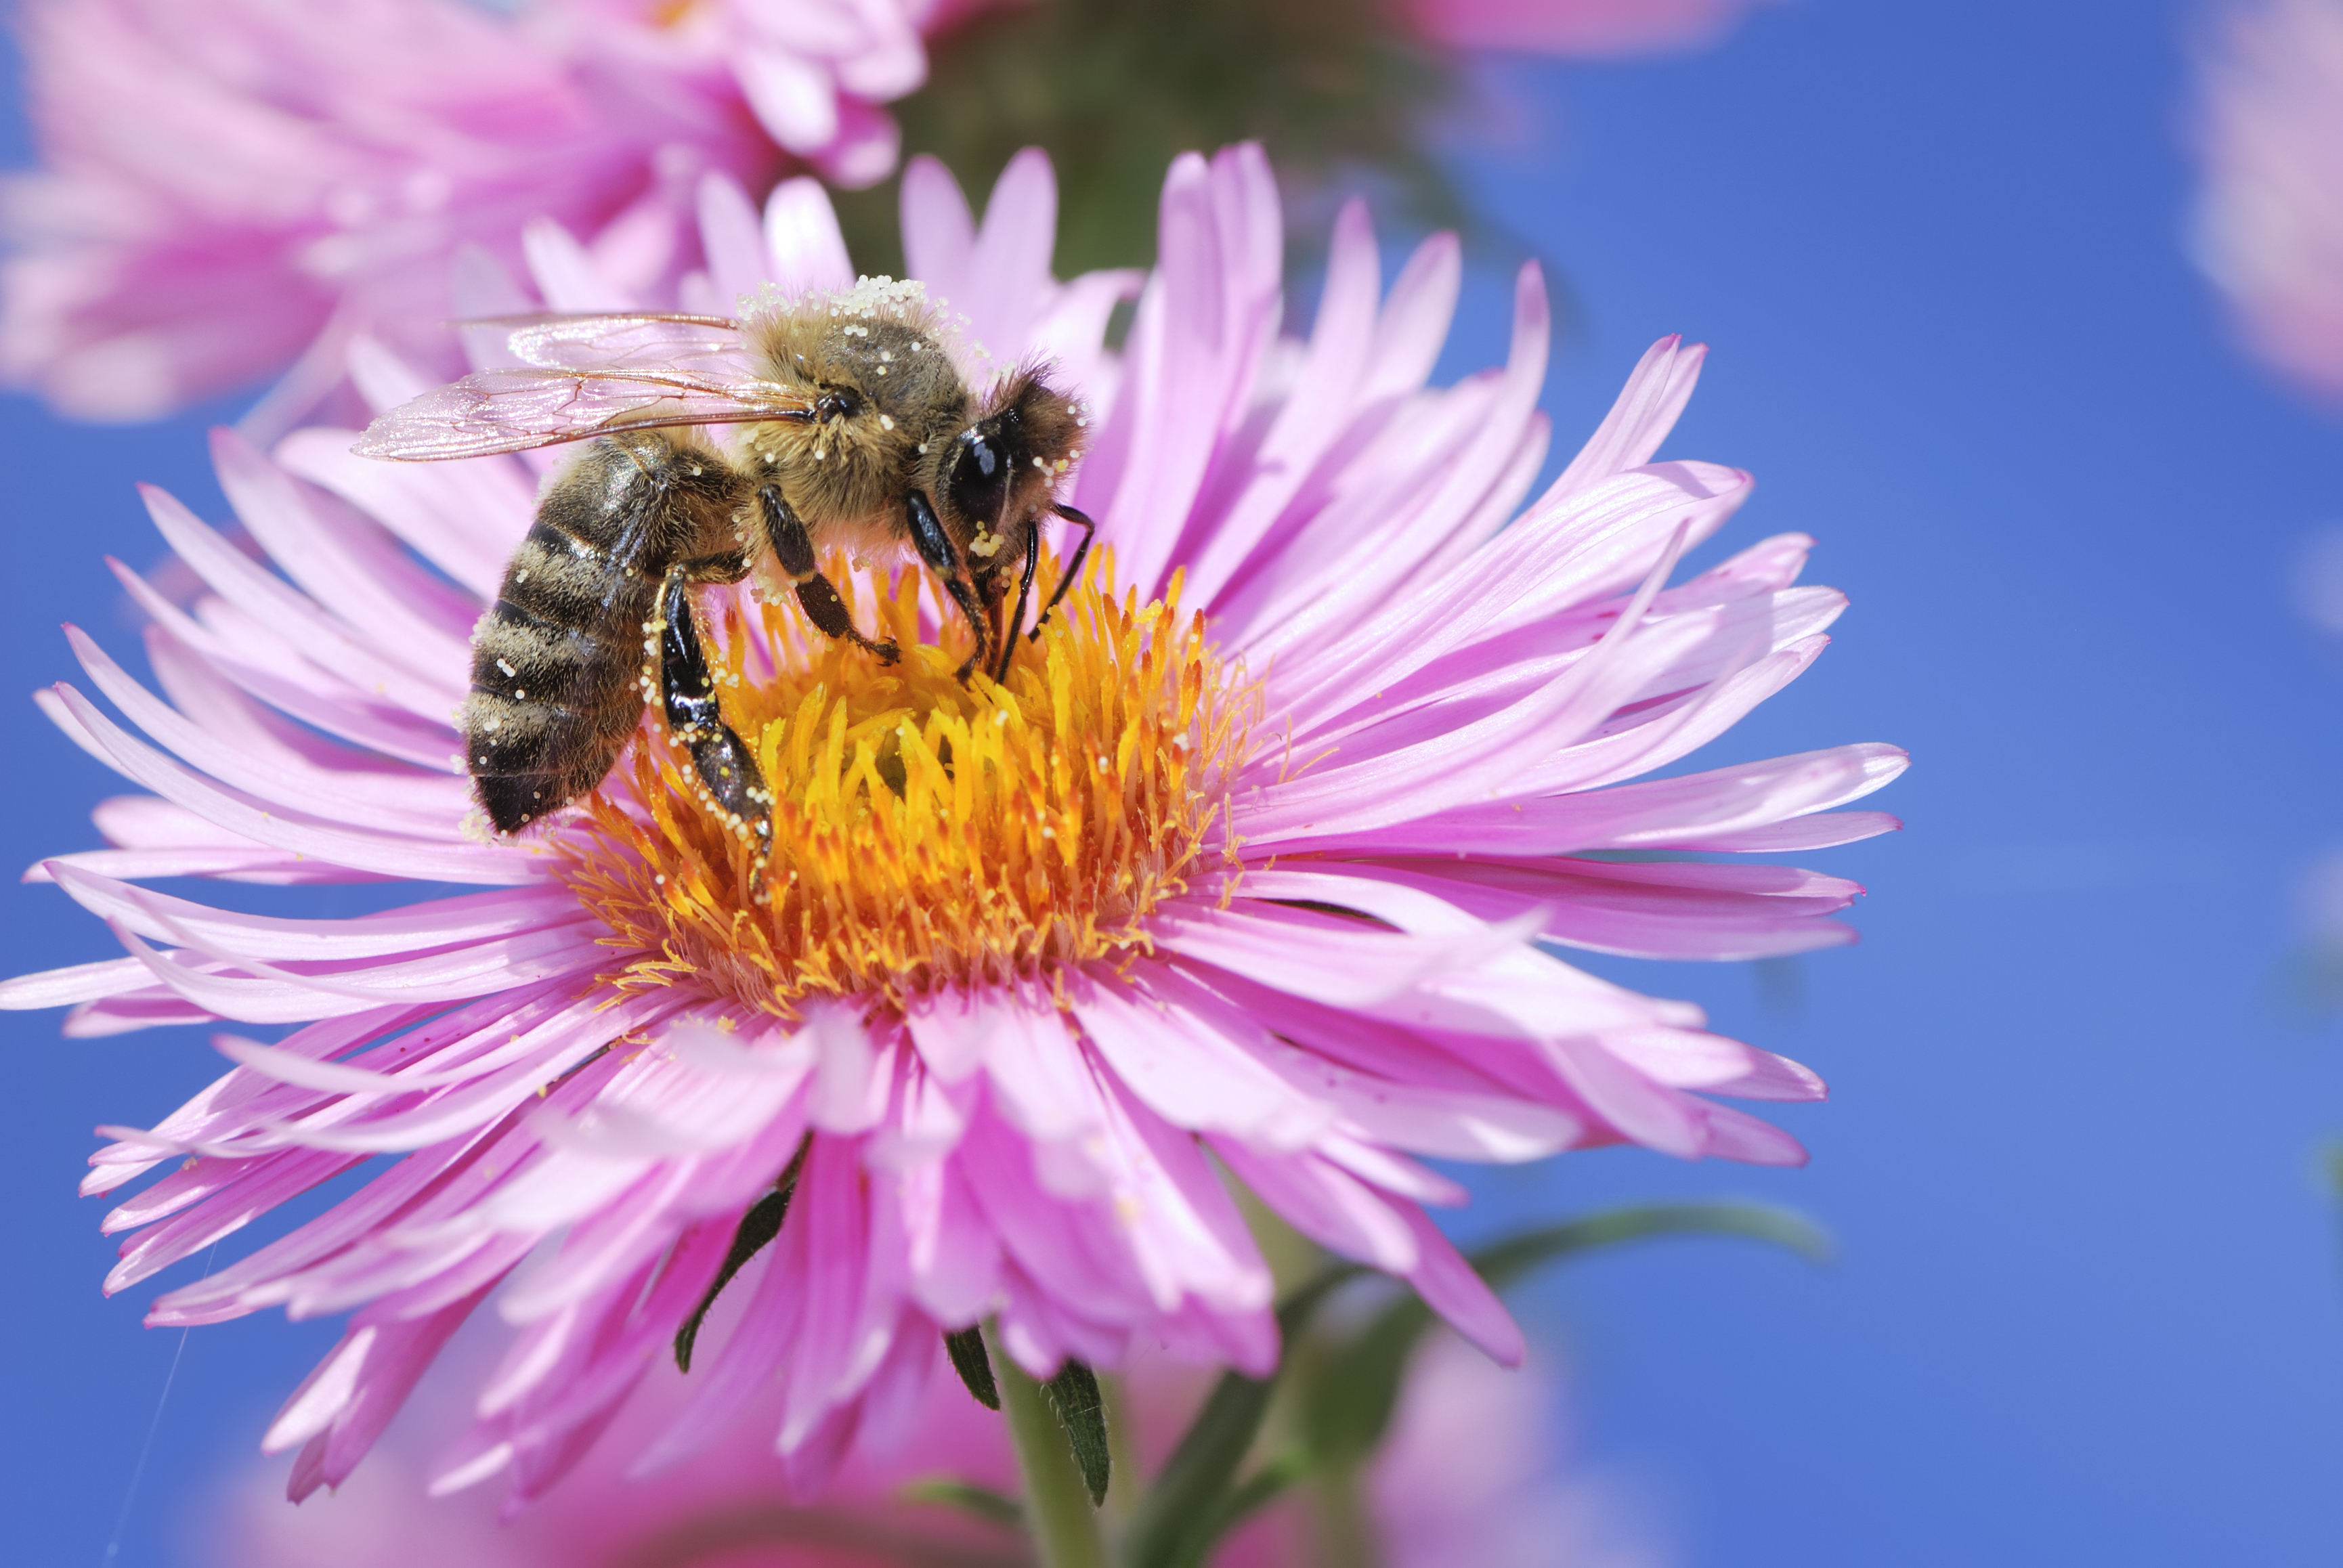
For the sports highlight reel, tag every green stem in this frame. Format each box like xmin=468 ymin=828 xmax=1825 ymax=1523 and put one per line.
xmin=999 ymin=1353 xmax=1110 ymax=1568
xmin=1310 ymin=1463 xmax=1379 ymax=1568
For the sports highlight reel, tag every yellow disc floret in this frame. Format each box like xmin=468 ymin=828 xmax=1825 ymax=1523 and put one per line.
xmin=564 ymin=554 xmax=1252 ymax=1012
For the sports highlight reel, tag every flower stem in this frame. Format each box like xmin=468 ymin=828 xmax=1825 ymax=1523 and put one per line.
xmin=999 ymin=1353 xmax=1111 ymax=1568
xmin=1311 ymin=1463 xmax=1381 ymax=1568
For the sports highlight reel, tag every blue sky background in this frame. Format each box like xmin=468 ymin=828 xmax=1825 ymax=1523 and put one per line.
xmin=5 ymin=0 xmax=2343 ymax=1564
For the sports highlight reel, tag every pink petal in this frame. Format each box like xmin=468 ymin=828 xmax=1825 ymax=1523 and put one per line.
xmin=735 ymin=45 xmax=838 ymax=154
xmin=1071 ymin=965 xmax=1333 ymax=1148
xmin=108 ymin=563 xmax=468 ymax=770
xmin=1395 ymin=1204 xmax=1524 ymax=1366
xmin=521 ymin=217 xmax=633 ymax=312
xmin=63 ymin=627 xmax=461 ymax=836
xmin=1211 ymin=1139 xmax=1420 ymax=1273
xmin=695 ymin=171 xmax=771 ymax=314
xmin=1083 ymin=148 xmax=1282 ymax=598
xmin=900 ymin=154 xmax=976 ymax=295
xmin=274 ymin=428 xmax=528 ymax=599
xmin=0 ymin=955 xmax=149 ymax=1009
xmin=960 ymin=147 xmax=1057 ymax=361
xmin=1548 ymin=334 xmax=1706 ymax=498
xmin=46 ymin=683 xmax=536 ymax=884
xmin=1306 ymin=742 xmax=1908 ymax=858
xmin=1362 ymin=231 xmax=1464 ymax=403
xmin=763 ymin=177 xmax=856 ymax=298
xmin=210 ymin=426 xmax=474 ymax=680
xmin=137 ymin=483 xmax=456 ymax=720
xmin=1182 ymin=196 xmax=1385 ymax=608
xmin=51 ymin=864 xmax=584 ymax=962
xmin=1694 ymin=1099 xmax=1811 ymax=1166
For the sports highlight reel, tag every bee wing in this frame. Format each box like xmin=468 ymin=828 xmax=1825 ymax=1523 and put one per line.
xmin=352 ymin=366 xmax=813 ymax=461
xmin=475 ymin=312 xmax=752 ymax=375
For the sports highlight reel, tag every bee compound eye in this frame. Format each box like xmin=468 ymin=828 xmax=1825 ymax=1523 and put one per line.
xmin=947 ymin=430 xmax=1011 ymax=525
xmin=960 ymin=429 xmax=1002 ymax=478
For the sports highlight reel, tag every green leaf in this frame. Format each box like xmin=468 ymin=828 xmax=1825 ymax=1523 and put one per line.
xmin=1472 ymin=1200 xmax=1832 ymax=1289
xmin=672 ymin=1146 xmax=807 ymax=1373
xmin=1043 ymin=1359 xmax=1111 ymax=1506
xmin=944 ymin=1324 xmax=1001 ymax=1411
xmin=1303 ymin=1200 xmax=1831 ymax=1468
xmin=898 ymin=1475 xmax=1025 ymax=1527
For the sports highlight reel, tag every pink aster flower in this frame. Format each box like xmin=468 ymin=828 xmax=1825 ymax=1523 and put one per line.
xmin=2192 ymin=0 xmax=2343 ymax=404
xmin=1 ymin=144 xmax=1900 ymax=1506
xmin=217 ymin=1331 xmax=1648 ymax=1567
xmin=0 ymin=0 xmax=980 ymax=424
xmin=1409 ymin=0 xmax=1779 ymax=56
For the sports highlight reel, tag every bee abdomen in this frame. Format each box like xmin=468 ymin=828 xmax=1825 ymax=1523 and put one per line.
xmin=500 ymin=515 xmax=633 ymax=622
xmin=460 ymin=432 xmax=739 ymax=836
xmin=465 ymin=557 xmax=654 ymax=836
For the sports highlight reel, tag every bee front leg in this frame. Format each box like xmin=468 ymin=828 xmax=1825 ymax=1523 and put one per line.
xmin=995 ymin=515 xmax=1041 ymax=682
xmin=905 ymin=489 xmax=993 ymax=684
xmin=658 ymin=567 xmax=773 ymax=854
xmin=1029 ymin=503 xmax=1097 ymax=640
xmin=758 ymin=484 xmax=899 ymax=664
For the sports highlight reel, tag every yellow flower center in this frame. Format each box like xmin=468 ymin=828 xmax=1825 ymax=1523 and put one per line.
xmin=563 ymin=556 xmax=1253 ymax=1013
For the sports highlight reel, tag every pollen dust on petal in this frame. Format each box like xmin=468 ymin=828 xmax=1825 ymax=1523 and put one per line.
xmin=560 ymin=550 xmax=1254 ymax=1014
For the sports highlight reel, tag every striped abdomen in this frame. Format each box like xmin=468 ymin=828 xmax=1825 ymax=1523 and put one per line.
xmin=464 ymin=435 xmax=746 ymax=834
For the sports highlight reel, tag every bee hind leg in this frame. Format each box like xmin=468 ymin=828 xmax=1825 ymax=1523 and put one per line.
xmin=758 ymin=484 xmax=899 ymax=663
xmin=658 ymin=567 xmax=773 ymax=858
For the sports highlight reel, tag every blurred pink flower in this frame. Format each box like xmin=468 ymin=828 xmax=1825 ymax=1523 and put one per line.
xmin=1410 ymin=0 xmax=1778 ymax=56
xmin=1 ymin=146 xmax=1898 ymax=1506
xmin=0 ymin=0 xmax=976 ymax=424
xmin=218 ymin=1332 xmax=1654 ymax=1568
xmin=2193 ymin=0 xmax=2343 ymax=404
xmin=220 ymin=1341 xmax=1016 ymax=1568
xmin=1365 ymin=1335 xmax=1662 ymax=1568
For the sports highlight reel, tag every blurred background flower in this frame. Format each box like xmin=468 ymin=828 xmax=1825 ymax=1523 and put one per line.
xmin=2189 ymin=2 xmax=2343 ymax=1026
xmin=2190 ymin=0 xmax=2343 ymax=406
xmin=1410 ymin=0 xmax=1778 ymax=56
xmin=0 ymin=0 xmax=1775 ymax=434
xmin=0 ymin=0 xmax=1000 ymax=427
xmin=214 ymin=1326 xmax=1656 ymax=1568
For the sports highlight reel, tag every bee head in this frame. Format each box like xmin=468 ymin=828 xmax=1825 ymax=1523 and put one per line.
xmin=943 ymin=370 xmax=1083 ymax=537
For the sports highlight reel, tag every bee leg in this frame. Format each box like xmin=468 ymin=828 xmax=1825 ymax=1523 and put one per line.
xmin=1029 ymin=503 xmax=1097 ymax=641
xmin=943 ymin=578 xmax=994 ymax=684
xmin=994 ymin=515 xmax=1042 ymax=682
xmin=906 ymin=489 xmax=993 ymax=684
xmin=658 ymin=567 xmax=773 ymax=855
xmin=758 ymin=484 xmax=899 ymax=663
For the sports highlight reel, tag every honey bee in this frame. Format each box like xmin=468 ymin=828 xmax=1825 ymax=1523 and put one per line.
xmin=353 ymin=278 xmax=1094 ymax=839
